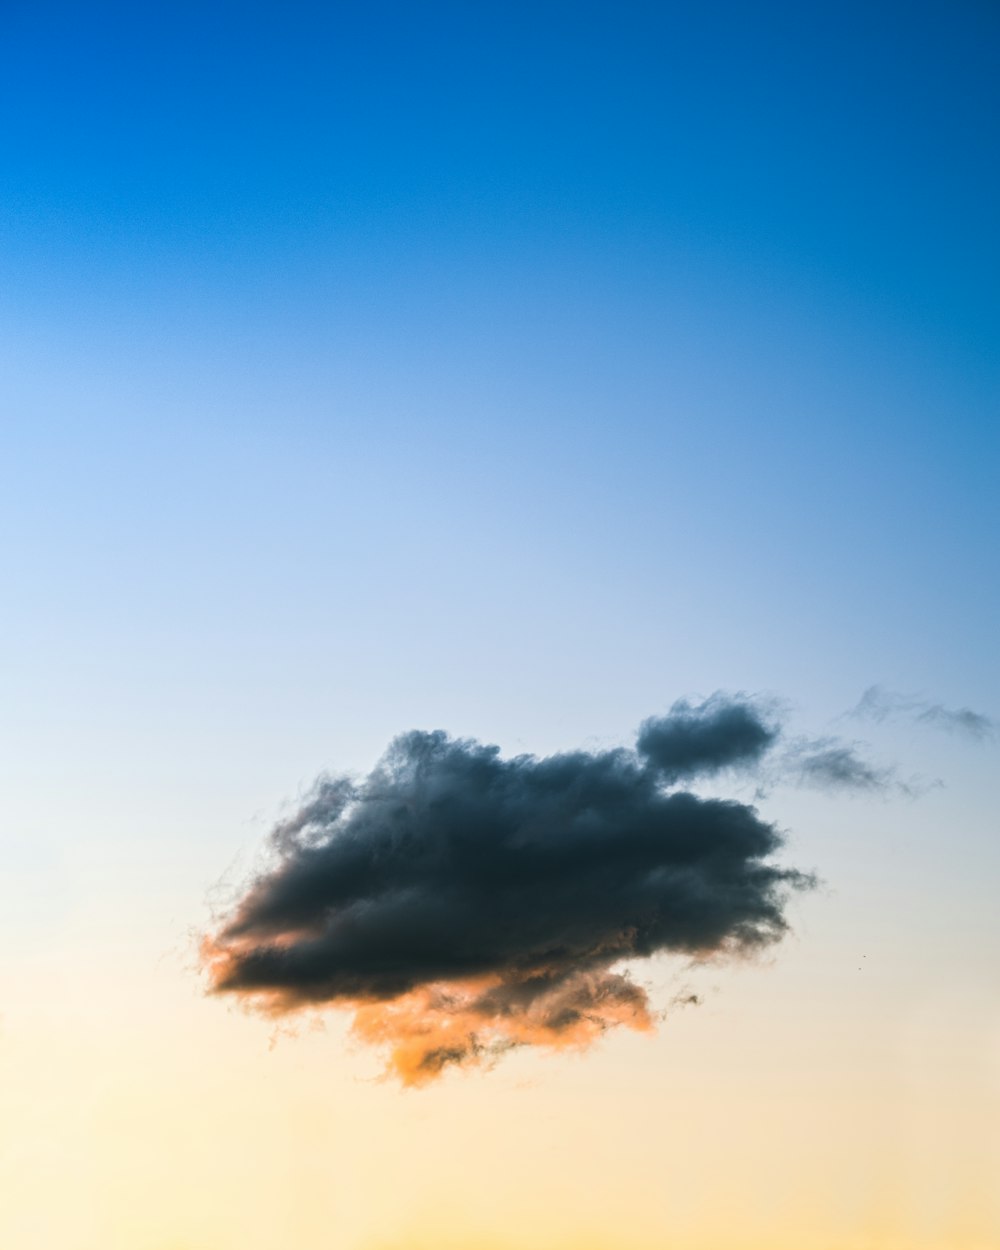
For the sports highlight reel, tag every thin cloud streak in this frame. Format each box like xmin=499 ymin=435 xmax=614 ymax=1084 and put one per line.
xmin=778 ymin=736 xmax=904 ymax=796
xmin=851 ymin=686 xmax=996 ymax=740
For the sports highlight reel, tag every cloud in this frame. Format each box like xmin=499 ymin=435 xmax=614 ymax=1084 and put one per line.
xmin=851 ymin=686 xmax=996 ymax=740
xmin=636 ymin=693 xmax=780 ymax=781
xmin=203 ymin=696 xmax=813 ymax=1084
xmin=783 ymin=737 xmax=896 ymax=794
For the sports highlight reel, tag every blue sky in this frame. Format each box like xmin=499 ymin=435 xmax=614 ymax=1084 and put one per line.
xmin=4 ymin=1 xmax=998 ymax=334
xmin=3 ymin=0 xmax=997 ymax=806
xmin=3 ymin=0 xmax=998 ymax=840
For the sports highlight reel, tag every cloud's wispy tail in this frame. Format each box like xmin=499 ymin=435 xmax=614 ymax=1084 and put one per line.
xmin=850 ymin=685 xmax=996 ymax=740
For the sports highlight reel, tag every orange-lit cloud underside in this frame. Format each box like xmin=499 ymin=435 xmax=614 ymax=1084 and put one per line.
xmin=203 ymin=934 xmax=654 ymax=1085
xmin=350 ymin=972 xmax=656 ymax=1085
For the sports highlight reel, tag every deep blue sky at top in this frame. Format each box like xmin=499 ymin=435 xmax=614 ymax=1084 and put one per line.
xmin=3 ymin=0 xmax=997 ymax=350
xmin=1 ymin=0 xmax=997 ymax=798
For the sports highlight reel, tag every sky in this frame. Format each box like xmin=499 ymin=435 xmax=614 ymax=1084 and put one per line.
xmin=0 ymin=2 xmax=998 ymax=1248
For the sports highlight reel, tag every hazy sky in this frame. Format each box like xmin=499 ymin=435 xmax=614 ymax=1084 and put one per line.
xmin=1 ymin=4 xmax=998 ymax=1249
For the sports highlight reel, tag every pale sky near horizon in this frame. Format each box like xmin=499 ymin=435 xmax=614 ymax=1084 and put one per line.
xmin=1 ymin=3 xmax=998 ymax=1248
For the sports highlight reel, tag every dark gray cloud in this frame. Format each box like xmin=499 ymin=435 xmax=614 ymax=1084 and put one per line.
xmin=637 ymin=694 xmax=779 ymax=781
xmin=203 ymin=696 xmax=813 ymax=1083
xmin=852 ymin=686 xmax=996 ymax=740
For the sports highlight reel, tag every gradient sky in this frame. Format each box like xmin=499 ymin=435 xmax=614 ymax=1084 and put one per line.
xmin=1 ymin=3 xmax=998 ymax=1249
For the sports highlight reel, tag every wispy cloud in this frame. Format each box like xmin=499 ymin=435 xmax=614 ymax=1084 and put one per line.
xmin=851 ymin=686 xmax=996 ymax=740
xmin=783 ymin=737 xmax=897 ymax=794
